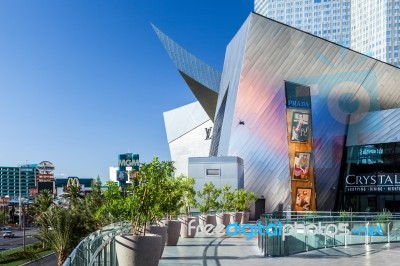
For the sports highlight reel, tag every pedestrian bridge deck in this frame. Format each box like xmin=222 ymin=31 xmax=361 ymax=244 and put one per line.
xmin=159 ymin=235 xmax=400 ymax=266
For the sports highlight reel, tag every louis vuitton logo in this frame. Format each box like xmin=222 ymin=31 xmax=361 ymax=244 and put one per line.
xmin=205 ymin=127 xmax=212 ymax=140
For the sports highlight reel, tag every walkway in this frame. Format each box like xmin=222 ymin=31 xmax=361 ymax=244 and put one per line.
xmin=159 ymin=235 xmax=400 ymax=266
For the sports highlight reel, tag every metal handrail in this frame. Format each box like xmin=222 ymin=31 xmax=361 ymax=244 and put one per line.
xmin=62 ymin=221 xmax=131 ymax=266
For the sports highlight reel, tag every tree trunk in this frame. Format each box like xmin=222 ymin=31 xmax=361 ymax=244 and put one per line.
xmin=58 ymin=250 xmax=67 ymax=266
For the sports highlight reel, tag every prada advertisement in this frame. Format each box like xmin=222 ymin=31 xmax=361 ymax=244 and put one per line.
xmin=345 ymin=173 xmax=400 ymax=193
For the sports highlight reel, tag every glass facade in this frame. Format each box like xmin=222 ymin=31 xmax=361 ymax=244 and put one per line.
xmin=255 ymin=0 xmax=351 ymax=47
xmin=341 ymin=143 xmax=400 ymax=212
xmin=256 ymin=0 xmax=400 ymax=66
xmin=351 ymin=0 xmax=400 ymax=67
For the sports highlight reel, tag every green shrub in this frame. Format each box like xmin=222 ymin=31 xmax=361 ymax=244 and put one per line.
xmin=339 ymin=210 xmax=352 ymax=222
xmin=0 ymin=242 xmax=50 ymax=264
xmin=377 ymin=211 xmax=392 ymax=224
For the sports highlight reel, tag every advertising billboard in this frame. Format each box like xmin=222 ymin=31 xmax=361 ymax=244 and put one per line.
xmin=118 ymin=153 xmax=139 ymax=171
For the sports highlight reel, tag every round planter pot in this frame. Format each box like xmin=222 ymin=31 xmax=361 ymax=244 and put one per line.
xmin=180 ymin=217 xmax=198 ymax=238
xmin=199 ymin=214 xmax=208 ymax=227
xmin=146 ymin=225 xmax=167 ymax=257
xmin=230 ymin=212 xmax=243 ymax=224
xmin=241 ymin=211 xmax=250 ymax=224
xmin=217 ymin=213 xmax=231 ymax=227
xmin=115 ymin=234 xmax=162 ymax=266
xmin=165 ymin=220 xmax=181 ymax=246
xmin=207 ymin=215 xmax=217 ymax=226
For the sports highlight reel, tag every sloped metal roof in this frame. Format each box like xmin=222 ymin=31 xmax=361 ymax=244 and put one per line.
xmin=163 ymin=101 xmax=210 ymax=144
xmin=152 ymin=24 xmax=220 ymax=121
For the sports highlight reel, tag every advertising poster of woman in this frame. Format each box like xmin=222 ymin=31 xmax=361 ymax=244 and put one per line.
xmin=295 ymin=188 xmax=312 ymax=211
xmin=293 ymin=152 xmax=311 ymax=181
xmin=291 ymin=112 xmax=310 ymax=142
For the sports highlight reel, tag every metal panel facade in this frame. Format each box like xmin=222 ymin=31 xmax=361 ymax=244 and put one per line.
xmin=347 ymin=109 xmax=400 ymax=147
xmin=163 ymin=102 xmax=213 ymax=176
xmin=216 ymin=13 xmax=400 ymax=211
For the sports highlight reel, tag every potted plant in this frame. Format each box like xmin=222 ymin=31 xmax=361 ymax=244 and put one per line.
xmin=143 ymin=160 xmax=176 ymax=256
xmin=231 ymin=189 xmax=246 ymax=224
xmin=160 ymin=175 xmax=183 ymax=246
xmin=217 ymin=185 xmax=234 ymax=226
xmin=242 ymin=191 xmax=257 ymax=224
xmin=377 ymin=210 xmax=393 ymax=235
xmin=178 ymin=176 xmax=198 ymax=238
xmin=115 ymin=157 xmax=167 ymax=266
xmin=197 ymin=182 xmax=221 ymax=227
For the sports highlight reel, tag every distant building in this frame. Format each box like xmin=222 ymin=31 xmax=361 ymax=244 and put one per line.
xmin=255 ymin=0 xmax=351 ymax=47
xmin=350 ymin=0 xmax=400 ymax=66
xmin=109 ymin=153 xmax=140 ymax=185
xmin=55 ymin=176 xmax=94 ymax=197
xmin=255 ymin=0 xmax=400 ymax=66
xmin=0 ymin=164 xmax=38 ymax=200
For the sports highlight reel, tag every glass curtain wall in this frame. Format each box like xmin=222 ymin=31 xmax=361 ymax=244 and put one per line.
xmin=342 ymin=142 xmax=400 ymax=212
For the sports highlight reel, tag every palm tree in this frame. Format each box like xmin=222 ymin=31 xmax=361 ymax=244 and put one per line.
xmin=35 ymin=189 xmax=54 ymax=213
xmin=35 ymin=206 xmax=87 ymax=266
xmin=62 ymin=184 xmax=84 ymax=208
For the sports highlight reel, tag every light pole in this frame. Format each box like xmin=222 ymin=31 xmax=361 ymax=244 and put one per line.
xmin=18 ymin=165 xmax=21 ymax=228
xmin=4 ymin=195 xmax=9 ymax=223
xmin=21 ymin=199 xmax=26 ymax=251
xmin=18 ymin=163 xmax=29 ymax=228
xmin=0 ymin=195 xmax=4 ymax=222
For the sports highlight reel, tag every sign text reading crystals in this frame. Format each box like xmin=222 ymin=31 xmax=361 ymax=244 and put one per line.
xmin=345 ymin=173 xmax=400 ymax=193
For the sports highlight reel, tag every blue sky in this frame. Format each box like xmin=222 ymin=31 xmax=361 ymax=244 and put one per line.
xmin=0 ymin=0 xmax=254 ymax=182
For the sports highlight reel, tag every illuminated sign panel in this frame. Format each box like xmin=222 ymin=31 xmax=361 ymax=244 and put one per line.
xmin=285 ymin=82 xmax=311 ymax=109
xmin=345 ymin=173 xmax=400 ymax=193
xmin=118 ymin=153 xmax=139 ymax=171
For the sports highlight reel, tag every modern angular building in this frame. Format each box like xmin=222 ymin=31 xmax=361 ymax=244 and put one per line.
xmin=156 ymin=11 xmax=400 ymax=214
xmin=255 ymin=0 xmax=400 ymax=66
xmin=163 ymin=101 xmax=213 ymax=176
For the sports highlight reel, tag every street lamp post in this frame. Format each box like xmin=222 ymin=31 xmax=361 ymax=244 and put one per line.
xmin=22 ymin=201 xmax=25 ymax=251
xmin=0 ymin=195 xmax=4 ymax=221
xmin=18 ymin=166 xmax=21 ymax=228
xmin=4 ymin=195 xmax=9 ymax=223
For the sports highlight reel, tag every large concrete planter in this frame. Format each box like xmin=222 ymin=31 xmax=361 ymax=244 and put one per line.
xmin=216 ymin=213 xmax=231 ymax=227
xmin=146 ymin=225 xmax=167 ymax=257
xmin=165 ymin=220 xmax=181 ymax=246
xmin=199 ymin=214 xmax=217 ymax=226
xmin=230 ymin=212 xmax=243 ymax=224
xmin=180 ymin=216 xmax=198 ymax=238
xmin=241 ymin=211 xmax=250 ymax=224
xmin=207 ymin=215 xmax=217 ymax=226
xmin=115 ymin=234 xmax=162 ymax=266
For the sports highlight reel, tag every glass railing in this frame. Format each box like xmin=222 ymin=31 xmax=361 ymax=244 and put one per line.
xmin=258 ymin=211 xmax=400 ymax=256
xmin=62 ymin=221 xmax=131 ymax=266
